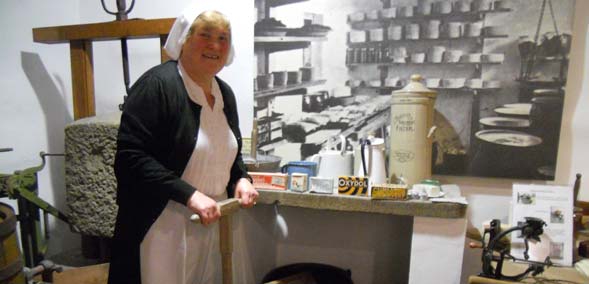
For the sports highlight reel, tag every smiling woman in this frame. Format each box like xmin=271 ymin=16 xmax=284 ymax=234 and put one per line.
xmin=107 ymin=6 xmax=257 ymax=284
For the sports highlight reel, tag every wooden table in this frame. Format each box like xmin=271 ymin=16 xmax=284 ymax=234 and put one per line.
xmin=468 ymin=262 xmax=589 ymax=284
xmin=33 ymin=18 xmax=174 ymax=120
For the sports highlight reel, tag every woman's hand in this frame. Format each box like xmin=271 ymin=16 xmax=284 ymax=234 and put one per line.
xmin=235 ymin=178 xmax=258 ymax=208
xmin=186 ymin=191 xmax=220 ymax=225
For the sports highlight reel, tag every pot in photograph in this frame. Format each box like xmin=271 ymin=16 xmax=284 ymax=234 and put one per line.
xmin=387 ymin=25 xmax=403 ymax=40
xmin=482 ymin=53 xmax=505 ymax=63
xmin=381 ymin=7 xmax=397 ymax=19
xmin=474 ymin=0 xmax=493 ymax=11
xmin=417 ymin=0 xmax=432 ymax=15
xmin=393 ymin=47 xmax=408 ymax=58
xmin=348 ymin=12 xmax=365 ymax=22
xmin=272 ymin=71 xmax=288 ymax=87
xmin=392 ymin=56 xmax=406 ymax=63
xmin=483 ymin=26 xmax=506 ymax=37
xmin=349 ymin=30 xmax=367 ymax=43
xmin=455 ymin=0 xmax=472 ymax=12
xmin=243 ymin=154 xmax=282 ymax=172
xmin=423 ymin=20 xmax=441 ymax=39
xmin=529 ymin=96 xmax=563 ymax=134
xmin=302 ymin=92 xmax=328 ymax=112
xmin=369 ymin=28 xmax=384 ymax=42
xmin=256 ymin=73 xmax=274 ymax=90
xmin=411 ymin=53 xmax=426 ymax=63
xmin=492 ymin=0 xmax=508 ymax=10
xmin=460 ymin=53 xmax=482 ymax=63
xmin=425 ymin=78 xmax=441 ymax=88
xmin=464 ymin=22 xmax=483 ymax=37
xmin=405 ymin=23 xmax=420 ymax=40
xmin=399 ymin=6 xmax=414 ymax=18
xmin=479 ymin=116 xmax=530 ymax=131
xmin=366 ymin=10 xmax=379 ymax=20
xmin=442 ymin=78 xmax=466 ymax=88
xmin=427 ymin=46 xmax=446 ymax=63
xmin=466 ymin=78 xmax=483 ymax=89
xmin=471 ymin=129 xmax=542 ymax=178
xmin=443 ymin=50 xmax=463 ymax=63
xmin=385 ymin=76 xmax=401 ymax=87
xmin=433 ymin=1 xmax=453 ymax=14
xmin=287 ymin=71 xmax=302 ymax=84
xmin=300 ymin=66 xmax=316 ymax=82
xmin=442 ymin=22 xmax=463 ymax=38
xmin=494 ymin=106 xmax=530 ymax=118
xmin=483 ymin=80 xmax=501 ymax=89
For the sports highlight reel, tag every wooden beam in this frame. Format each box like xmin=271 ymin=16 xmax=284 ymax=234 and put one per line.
xmin=33 ymin=18 xmax=175 ymax=44
xmin=70 ymin=40 xmax=95 ymax=119
xmin=160 ymin=34 xmax=170 ymax=63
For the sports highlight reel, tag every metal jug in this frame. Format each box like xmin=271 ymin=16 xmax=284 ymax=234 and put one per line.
xmin=389 ymin=74 xmax=437 ymax=186
xmin=354 ymin=137 xmax=387 ymax=184
xmin=311 ymin=135 xmax=354 ymax=182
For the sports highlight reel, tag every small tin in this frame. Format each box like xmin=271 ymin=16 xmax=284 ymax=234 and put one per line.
xmin=289 ymin=173 xmax=308 ymax=193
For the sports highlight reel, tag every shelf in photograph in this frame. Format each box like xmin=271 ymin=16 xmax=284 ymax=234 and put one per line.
xmin=255 ymin=36 xmax=327 ymax=43
xmin=353 ymin=85 xmax=500 ymax=94
xmin=347 ymin=35 xmax=508 ymax=47
xmin=515 ymin=78 xmax=566 ymax=88
xmin=358 ymin=61 xmax=503 ymax=67
xmin=349 ymin=8 xmax=512 ymax=25
xmin=522 ymin=55 xmax=569 ymax=62
xmin=254 ymin=79 xmax=327 ymax=99
xmin=267 ymin=0 xmax=309 ymax=8
xmin=255 ymin=36 xmax=327 ymax=52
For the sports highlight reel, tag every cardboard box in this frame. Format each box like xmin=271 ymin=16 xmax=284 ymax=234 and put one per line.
xmin=289 ymin=173 xmax=308 ymax=192
xmin=251 ymin=172 xmax=288 ymax=190
xmin=337 ymin=176 xmax=369 ymax=196
xmin=371 ymin=184 xmax=408 ymax=200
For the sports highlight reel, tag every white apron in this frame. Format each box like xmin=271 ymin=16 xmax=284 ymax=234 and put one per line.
xmin=139 ymin=65 xmax=254 ymax=284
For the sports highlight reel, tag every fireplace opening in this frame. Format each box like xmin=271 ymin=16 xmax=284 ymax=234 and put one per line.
xmin=262 ymin=263 xmax=353 ymax=284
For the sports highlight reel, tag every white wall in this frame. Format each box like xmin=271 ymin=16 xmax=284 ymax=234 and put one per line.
xmin=0 ymin=0 xmax=254 ymax=256
xmin=1 ymin=0 xmax=588 ymax=282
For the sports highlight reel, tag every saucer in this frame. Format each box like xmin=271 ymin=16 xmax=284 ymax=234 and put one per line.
xmin=428 ymin=191 xmax=445 ymax=198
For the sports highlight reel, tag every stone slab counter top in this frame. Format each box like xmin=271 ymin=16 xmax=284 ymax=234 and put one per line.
xmin=256 ymin=189 xmax=467 ymax=219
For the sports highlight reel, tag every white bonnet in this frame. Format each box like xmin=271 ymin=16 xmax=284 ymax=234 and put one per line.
xmin=164 ymin=2 xmax=235 ymax=66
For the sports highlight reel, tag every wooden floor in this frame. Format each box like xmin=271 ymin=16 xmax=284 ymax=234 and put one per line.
xmin=53 ymin=263 xmax=109 ymax=284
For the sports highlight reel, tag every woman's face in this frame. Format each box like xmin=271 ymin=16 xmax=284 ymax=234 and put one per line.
xmin=180 ymin=19 xmax=231 ymax=77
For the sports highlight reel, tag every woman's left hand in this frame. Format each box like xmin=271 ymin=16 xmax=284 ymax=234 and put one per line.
xmin=235 ymin=178 xmax=258 ymax=208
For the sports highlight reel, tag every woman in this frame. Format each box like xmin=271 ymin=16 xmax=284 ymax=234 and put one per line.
xmin=108 ymin=7 xmax=258 ymax=284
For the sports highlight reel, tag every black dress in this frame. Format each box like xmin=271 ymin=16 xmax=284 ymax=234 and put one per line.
xmin=108 ymin=61 xmax=249 ymax=284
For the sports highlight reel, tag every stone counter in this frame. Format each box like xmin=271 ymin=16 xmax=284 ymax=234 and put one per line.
xmin=64 ymin=111 xmax=465 ymax=239
xmin=257 ymin=189 xmax=466 ymax=218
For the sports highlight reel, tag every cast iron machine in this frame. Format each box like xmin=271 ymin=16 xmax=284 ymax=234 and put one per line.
xmin=479 ymin=217 xmax=552 ymax=281
xmin=1 ymin=150 xmax=70 ymax=282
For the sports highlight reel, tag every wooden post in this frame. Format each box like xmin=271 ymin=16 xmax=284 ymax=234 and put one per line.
xmin=69 ymin=40 xmax=95 ymax=120
xmin=160 ymin=34 xmax=170 ymax=63
xmin=219 ymin=215 xmax=233 ymax=284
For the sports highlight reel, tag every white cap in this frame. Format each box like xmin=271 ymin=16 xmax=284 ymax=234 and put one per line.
xmin=164 ymin=2 xmax=234 ymax=66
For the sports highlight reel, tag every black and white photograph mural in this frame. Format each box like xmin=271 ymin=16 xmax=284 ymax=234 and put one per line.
xmin=253 ymin=0 xmax=574 ymax=180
